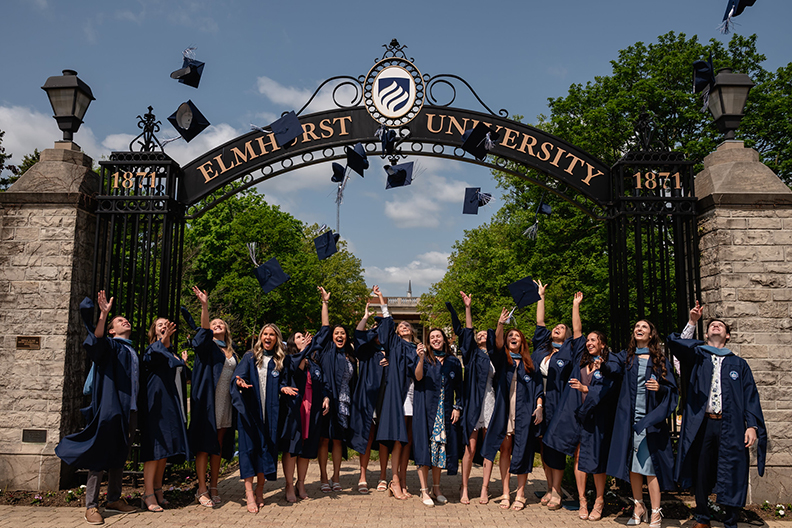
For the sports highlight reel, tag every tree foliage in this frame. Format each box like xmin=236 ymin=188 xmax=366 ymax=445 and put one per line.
xmin=0 ymin=130 xmax=20 ymax=191
xmin=419 ymin=31 xmax=791 ymax=340
xmin=182 ymin=188 xmax=369 ymax=348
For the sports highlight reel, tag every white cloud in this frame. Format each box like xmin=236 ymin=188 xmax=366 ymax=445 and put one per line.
xmin=161 ymin=123 xmax=241 ymax=165
xmin=116 ymin=9 xmax=146 ymax=23
xmin=365 ymin=250 xmax=450 ymax=290
xmin=256 ymin=76 xmax=358 ymax=114
xmin=382 ymin=166 xmax=471 ymax=227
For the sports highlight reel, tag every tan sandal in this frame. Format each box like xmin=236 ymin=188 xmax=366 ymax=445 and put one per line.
xmin=195 ymin=490 xmax=213 ymax=508
xmin=511 ymin=497 xmax=526 ymax=511
xmin=588 ymin=498 xmax=604 ymax=521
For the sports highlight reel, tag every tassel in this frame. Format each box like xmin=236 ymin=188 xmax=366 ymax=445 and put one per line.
xmin=484 ymin=132 xmax=495 ymax=151
xmin=160 ymin=136 xmax=182 ymax=147
xmin=523 ymin=221 xmax=539 ymax=240
xmin=504 ymin=306 xmax=517 ymax=325
xmin=250 ymin=124 xmax=268 ymax=133
xmin=476 ymin=191 xmax=493 ymax=206
xmin=700 ymin=85 xmax=711 ymax=113
xmin=246 ymin=242 xmax=259 ymax=267
xmin=374 ymin=126 xmax=385 ymax=139
xmin=183 ymin=47 xmax=197 ymax=59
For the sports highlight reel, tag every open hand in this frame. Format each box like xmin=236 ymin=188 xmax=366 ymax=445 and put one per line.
xmin=460 ymin=291 xmax=472 ymax=308
xmin=569 ymin=378 xmax=588 ymax=393
xmin=97 ymin=290 xmax=113 ymax=315
xmin=689 ymin=300 xmax=704 ymax=325
xmin=318 ymin=286 xmax=330 ymax=302
xmin=281 ymin=386 xmax=299 ymax=397
xmin=535 ymin=279 xmax=547 ymax=299
xmin=532 ymin=405 xmax=544 ymax=425
xmin=235 ymin=376 xmax=252 ymax=389
xmin=192 ymin=286 xmax=208 ymax=305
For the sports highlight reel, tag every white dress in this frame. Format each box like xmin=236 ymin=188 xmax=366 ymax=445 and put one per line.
xmin=475 ymin=360 xmax=496 ymax=430
xmin=403 ymin=380 xmax=415 ymax=417
xmin=214 ymin=355 xmax=237 ymax=429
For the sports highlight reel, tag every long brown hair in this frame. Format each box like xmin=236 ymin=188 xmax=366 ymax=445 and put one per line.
xmin=424 ymin=327 xmax=453 ymax=366
xmin=253 ymin=323 xmax=285 ymax=372
xmin=505 ymin=328 xmax=534 ymax=373
xmin=626 ymin=320 xmax=667 ymax=378
xmin=210 ymin=318 xmax=234 ymax=356
xmin=581 ymin=331 xmax=609 ymax=368
xmin=147 ymin=317 xmax=167 ymax=345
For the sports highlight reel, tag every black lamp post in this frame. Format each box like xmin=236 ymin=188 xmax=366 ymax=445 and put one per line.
xmin=41 ymin=70 xmax=95 ymax=142
xmin=707 ymin=68 xmax=754 ymax=141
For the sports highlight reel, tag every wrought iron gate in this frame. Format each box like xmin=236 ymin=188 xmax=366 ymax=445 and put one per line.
xmin=91 ymin=108 xmax=185 ymax=351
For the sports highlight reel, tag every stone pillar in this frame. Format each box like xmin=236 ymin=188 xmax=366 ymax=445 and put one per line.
xmin=695 ymin=140 xmax=792 ymax=504
xmin=0 ymin=142 xmax=98 ymax=490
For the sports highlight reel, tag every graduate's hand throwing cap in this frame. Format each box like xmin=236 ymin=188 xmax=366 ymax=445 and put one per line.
xmin=461 ymin=122 xmax=501 ymax=160
xmin=168 ymin=100 xmax=210 ymax=142
xmin=507 ymin=275 xmax=541 ymax=309
xmin=254 ymin=257 xmax=291 ymax=294
xmin=346 ymin=142 xmax=369 ymax=177
xmin=269 ymin=111 xmax=303 ymax=148
xmin=314 ymin=229 xmax=341 ymax=260
xmin=331 ymin=162 xmax=346 ymax=183
xmin=385 ymin=162 xmax=414 ymax=189
xmin=463 ymin=187 xmax=493 ymax=215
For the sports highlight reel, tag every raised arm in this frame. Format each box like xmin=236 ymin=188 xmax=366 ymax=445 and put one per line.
xmin=495 ymin=307 xmax=510 ymax=350
xmin=318 ymin=286 xmax=330 ymax=326
xmin=414 ymin=342 xmax=425 ymax=381
xmin=535 ymin=279 xmax=547 ymax=327
xmin=461 ymin=291 xmax=473 ymax=329
xmin=372 ymin=285 xmax=389 ymax=318
xmin=356 ymin=302 xmax=371 ymax=332
xmin=94 ymin=290 xmax=112 ymax=339
xmin=572 ymin=291 xmax=583 ymax=339
xmin=192 ymin=286 xmax=210 ymax=329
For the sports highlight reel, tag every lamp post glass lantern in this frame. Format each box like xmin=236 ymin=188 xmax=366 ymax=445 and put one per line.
xmin=707 ymin=68 xmax=754 ymax=141
xmin=41 ymin=69 xmax=95 ymax=142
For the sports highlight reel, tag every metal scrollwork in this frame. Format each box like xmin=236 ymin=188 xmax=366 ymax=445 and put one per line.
xmin=129 ymin=106 xmax=163 ymax=152
xmin=295 ymin=76 xmax=364 ymax=116
xmin=377 ymin=38 xmax=414 ymax=63
xmin=425 ymin=74 xmax=509 ymax=118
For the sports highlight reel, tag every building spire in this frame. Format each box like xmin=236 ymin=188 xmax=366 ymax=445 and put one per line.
xmin=407 ymin=280 xmax=412 ymax=298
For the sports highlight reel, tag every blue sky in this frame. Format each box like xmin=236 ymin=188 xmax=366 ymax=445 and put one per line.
xmin=1 ymin=0 xmax=790 ymax=297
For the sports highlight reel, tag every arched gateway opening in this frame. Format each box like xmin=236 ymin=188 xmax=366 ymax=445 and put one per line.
xmin=91 ymin=40 xmax=700 ymax=354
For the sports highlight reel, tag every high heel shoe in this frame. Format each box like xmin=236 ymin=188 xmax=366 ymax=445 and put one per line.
xmin=419 ymin=488 xmax=435 ymax=507
xmin=588 ymin=498 xmax=605 ymax=521
xmin=627 ymin=498 xmax=648 ymax=526
xmin=141 ymin=493 xmax=163 ymax=512
xmin=153 ymin=487 xmax=169 ymax=507
xmin=195 ymin=490 xmax=214 ymax=508
xmin=546 ymin=490 xmax=562 ymax=511
xmin=579 ymin=496 xmax=589 ymax=520
xmin=540 ymin=491 xmax=551 ymax=506
xmin=388 ymin=481 xmax=408 ymax=500
xmin=209 ymin=486 xmax=221 ymax=505
xmin=649 ymin=507 xmax=663 ymax=528
xmin=431 ymin=484 xmax=448 ymax=504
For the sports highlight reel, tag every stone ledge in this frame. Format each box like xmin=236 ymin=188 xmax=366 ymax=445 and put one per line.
xmin=0 ymin=193 xmax=96 ymax=212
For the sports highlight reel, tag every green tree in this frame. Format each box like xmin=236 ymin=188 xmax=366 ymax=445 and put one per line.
xmin=182 ymin=188 xmax=368 ymax=347
xmin=0 ymin=130 xmax=20 ymax=190
xmin=420 ymin=31 xmax=791 ymax=340
xmin=16 ymin=149 xmax=40 ymax=176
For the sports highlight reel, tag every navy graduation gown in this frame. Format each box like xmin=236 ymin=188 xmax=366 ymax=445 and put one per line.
xmin=543 ymin=337 xmax=617 ymax=474
xmin=280 ymin=327 xmax=329 ymax=459
xmin=458 ymin=328 xmax=495 ymax=444
xmin=317 ymin=327 xmax=358 ymax=445
xmin=412 ymin=354 xmax=463 ymax=474
xmin=188 ymin=328 xmax=235 ymax=459
xmin=531 ymin=327 xmax=576 ymax=433
xmin=231 ymin=351 xmax=284 ymax=480
xmin=55 ymin=329 xmax=138 ymax=471
xmin=375 ymin=316 xmax=418 ymax=445
xmin=667 ymin=334 xmax=767 ymax=508
xmin=349 ymin=328 xmax=386 ymax=454
xmin=140 ymin=340 xmax=190 ymax=462
xmin=480 ymin=341 xmax=545 ymax=475
xmin=606 ymin=352 xmax=678 ymax=490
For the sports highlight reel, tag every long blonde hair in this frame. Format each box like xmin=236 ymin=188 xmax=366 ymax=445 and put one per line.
xmin=253 ymin=323 xmax=285 ymax=371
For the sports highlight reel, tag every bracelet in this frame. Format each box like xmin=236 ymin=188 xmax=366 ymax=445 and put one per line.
xmin=536 ymin=403 xmax=543 ymax=408
xmin=321 ymin=300 xmax=329 ymax=304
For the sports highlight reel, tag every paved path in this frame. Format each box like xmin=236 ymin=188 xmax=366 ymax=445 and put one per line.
xmin=0 ymin=460 xmax=780 ymax=527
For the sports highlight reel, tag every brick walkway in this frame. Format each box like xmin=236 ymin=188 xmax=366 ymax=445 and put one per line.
xmin=0 ymin=459 xmax=780 ymax=527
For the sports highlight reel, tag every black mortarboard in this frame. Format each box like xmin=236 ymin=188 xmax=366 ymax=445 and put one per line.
xmin=270 ymin=111 xmax=302 ymax=148
xmin=385 ymin=162 xmax=414 ymax=189
xmin=168 ymin=100 xmax=210 ymax=142
xmin=524 ymin=192 xmax=552 ymax=240
xmin=331 ymin=162 xmax=346 ymax=183
xmin=180 ymin=305 xmax=198 ymax=331
xmin=507 ymin=276 xmax=541 ymax=309
xmin=380 ymin=127 xmax=398 ymax=155
xmin=170 ymin=57 xmax=205 ymax=89
xmin=693 ymin=55 xmax=715 ymax=94
xmin=445 ymin=301 xmax=462 ymax=337
xmin=461 ymin=122 xmax=501 ymax=160
xmin=314 ymin=229 xmax=340 ymax=260
xmin=254 ymin=257 xmax=290 ymax=294
xmin=346 ymin=142 xmax=369 ymax=177
xmin=539 ymin=202 xmax=552 ymax=215
xmin=721 ymin=0 xmax=756 ymax=32
xmin=462 ymin=187 xmax=493 ymax=215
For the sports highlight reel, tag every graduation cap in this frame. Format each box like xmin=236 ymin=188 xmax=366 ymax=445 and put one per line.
xmin=314 ymin=228 xmax=340 ymax=260
xmin=721 ymin=0 xmax=756 ymax=33
xmin=180 ymin=305 xmax=198 ymax=331
xmin=376 ymin=126 xmax=398 ymax=156
xmin=461 ymin=122 xmax=501 ymax=160
xmin=269 ymin=111 xmax=303 ymax=148
xmin=385 ymin=162 xmax=414 ymax=189
xmin=507 ymin=275 xmax=541 ymax=310
xmin=167 ymin=100 xmax=210 ymax=142
xmin=254 ymin=257 xmax=290 ymax=294
xmin=331 ymin=162 xmax=346 ymax=183
xmin=346 ymin=142 xmax=369 ymax=177
xmin=462 ymin=187 xmax=493 ymax=215
xmin=170 ymin=57 xmax=205 ymax=89
xmin=693 ymin=55 xmax=716 ymax=112
xmin=524 ymin=191 xmax=552 ymax=240
xmin=79 ymin=297 xmax=96 ymax=334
